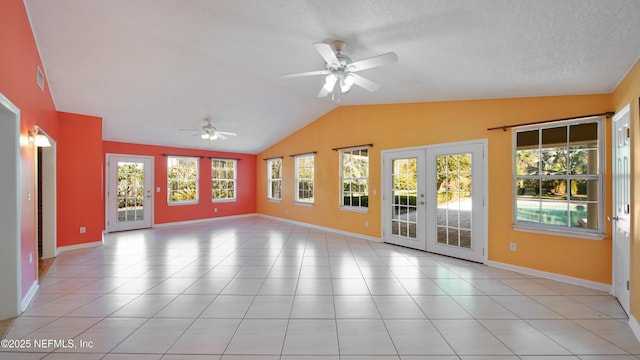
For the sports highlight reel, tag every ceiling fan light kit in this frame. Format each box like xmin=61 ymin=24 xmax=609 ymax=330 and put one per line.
xmin=179 ymin=117 xmax=237 ymax=142
xmin=281 ymin=40 xmax=397 ymax=98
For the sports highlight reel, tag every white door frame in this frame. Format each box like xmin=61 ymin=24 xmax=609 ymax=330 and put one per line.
xmin=0 ymin=92 xmax=22 ymax=320
xmin=381 ymin=139 xmax=488 ymax=263
xmin=105 ymin=154 xmax=155 ymax=232
xmin=35 ymin=128 xmax=57 ymax=259
xmin=611 ymin=104 xmax=631 ymax=313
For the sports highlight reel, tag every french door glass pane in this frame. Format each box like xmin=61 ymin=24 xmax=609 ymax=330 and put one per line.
xmin=391 ymin=158 xmax=417 ymax=239
xmin=436 ymin=154 xmax=472 ymax=249
xmin=117 ymin=161 xmax=144 ymax=223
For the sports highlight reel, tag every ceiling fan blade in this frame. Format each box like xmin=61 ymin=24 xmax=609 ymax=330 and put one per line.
xmin=317 ymin=74 xmax=337 ymax=97
xmin=178 ymin=128 xmax=200 ymax=131
xmin=218 ymin=131 xmax=237 ymax=136
xmin=352 ymin=73 xmax=380 ymax=92
xmin=217 ymin=133 xmax=228 ymax=140
xmin=348 ymin=52 xmax=398 ymax=72
xmin=314 ymin=42 xmax=340 ymax=67
xmin=281 ymin=69 xmax=331 ymax=79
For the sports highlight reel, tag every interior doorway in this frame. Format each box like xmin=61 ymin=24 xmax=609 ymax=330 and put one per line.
xmin=35 ymin=129 xmax=57 ymax=281
xmin=0 ymin=93 xmax=22 ymax=320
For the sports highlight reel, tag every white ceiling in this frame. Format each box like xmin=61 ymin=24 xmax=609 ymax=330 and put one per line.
xmin=25 ymin=0 xmax=640 ymax=154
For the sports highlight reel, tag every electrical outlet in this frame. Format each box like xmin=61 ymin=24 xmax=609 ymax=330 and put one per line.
xmin=28 ymin=253 xmax=33 ymax=264
xmin=364 ymin=221 xmax=369 ymax=227
xmin=156 ymin=187 xmax=160 ymax=192
xmin=285 ymin=209 xmax=288 ymax=214
xmin=214 ymin=208 xmax=218 ymax=213
xmin=509 ymin=242 xmax=517 ymax=251
xmin=80 ymin=226 xmax=86 ymax=234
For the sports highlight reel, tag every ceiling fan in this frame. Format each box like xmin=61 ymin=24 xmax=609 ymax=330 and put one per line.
xmin=281 ymin=40 xmax=398 ymax=97
xmin=179 ymin=117 xmax=237 ymax=140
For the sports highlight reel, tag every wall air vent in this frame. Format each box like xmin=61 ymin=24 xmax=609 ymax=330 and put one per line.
xmin=36 ymin=66 xmax=44 ymax=91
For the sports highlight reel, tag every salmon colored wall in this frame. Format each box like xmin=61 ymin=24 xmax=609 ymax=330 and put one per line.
xmin=257 ymin=94 xmax=613 ymax=284
xmin=103 ymin=141 xmax=257 ymax=224
xmin=611 ymin=58 xmax=640 ymax=321
xmin=57 ymin=112 xmax=104 ymax=247
xmin=1 ymin=0 xmax=59 ymax=297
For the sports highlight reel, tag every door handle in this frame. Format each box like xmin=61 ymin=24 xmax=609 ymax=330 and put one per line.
xmin=607 ymin=216 xmax=620 ymax=221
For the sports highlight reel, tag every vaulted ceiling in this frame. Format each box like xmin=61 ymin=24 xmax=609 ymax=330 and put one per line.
xmin=25 ymin=0 xmax=640 ymax=153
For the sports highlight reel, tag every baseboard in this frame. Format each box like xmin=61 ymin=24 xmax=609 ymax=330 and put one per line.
xmin=258 ymin=214 xmax=382 ymax=243
xmin=487 ymin=260 xmax=611 ymax=292
xmin=153 ymin=213 xmax=258 ymax=228
xmin=629 ymin=314 xmax=640 ymax=343
xmin=57 ymin=240 xmax=104 ymax=254
xmin=20 ymin=281 xmax=38 ymax=313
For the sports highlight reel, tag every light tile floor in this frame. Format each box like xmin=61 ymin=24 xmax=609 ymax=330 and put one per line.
xmin=2 ymin=215 xmax=639 ymax=359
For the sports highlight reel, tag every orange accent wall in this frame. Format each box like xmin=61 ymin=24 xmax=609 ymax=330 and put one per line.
xmin=257 ymin=94 xmax=613 ymax=284
xmin=103 ymin=141 xmax=257 ymax=224
xmin=611 ymin=58 xmax=640 ymax=321
xmin=1 ymin=0 xmax=59 ymax=297
xmin=57 ymin=112 xmax=104 ymax=247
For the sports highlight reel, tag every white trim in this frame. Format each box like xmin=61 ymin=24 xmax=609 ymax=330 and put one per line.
xmin=611 ymin=103 xmax=632 ymax=315
xmin=380 ymin=139 xmax=489 ymax=263
xmin=339 ymin=206 xmax=368 ymax=213
xmin=106 ymin=154 xmax=155 ymax=232
xmin=512 ymin=116 xmax=605 ymax=236
xmin=629 ymin=315 xmax=640 ymax=343
xmin=512 ymin=224 xmax=607 ymax=240
xmin=167 ymin=155 xmax=200 ymax=205
xmin=20 ymin=282 xmax=38 ymax=313
xmin=259 ymin=214 xmax=382 ymax=243
xmin=0 ymin=92 xmax=22 ymax=320
xmin=487 ymin=260 xmax=610 ymax=292
xmin=57 ymin=240 xmax=104 ymax=254
xmin=152 ymin=213 xmax=258 ymax=228
xmin=40 ymin=136 xmax=57 ymax=259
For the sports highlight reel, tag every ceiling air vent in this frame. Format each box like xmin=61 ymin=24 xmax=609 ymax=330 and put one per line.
xmin=36 ymin=66 xmax=44 ymax=91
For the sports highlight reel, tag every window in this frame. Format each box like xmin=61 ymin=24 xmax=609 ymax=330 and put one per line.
xmin=341 ymin=148 xmax=369 ymax=209
xmin=167 ymin=156 xmax=199 ymax=204
xmin=267 ymin=158 xmax=282 ymax=200
xmin=212 ymin=159 xmax=236 ymax=201
xmin=295 ymin=154 xmax=314 ymax=203
xmin=514 ymin=117 xmax=603 ymax=237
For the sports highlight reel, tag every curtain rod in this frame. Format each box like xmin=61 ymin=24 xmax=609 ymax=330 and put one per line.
xmin=160 ymin=153 xmax=205 ymax=158
xmin=209 ymin=157 xmax=241 ymax=161
xmin=289 ymin=151 xmax=317 ymax=158
xmin=487 ymin=112 xmax=614 ymax=132
xmin=331 ymin=143 xmax=373 ymax=151
xmin=262 ymin=156 xmax=283 ymax=161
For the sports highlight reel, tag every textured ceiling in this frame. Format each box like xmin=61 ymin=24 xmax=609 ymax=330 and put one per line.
xmin=25 ymin=0 xmax=640 ymax=154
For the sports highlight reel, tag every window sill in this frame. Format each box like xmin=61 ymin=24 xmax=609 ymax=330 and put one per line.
xmin=168 ymin=201 xmax=199 ymax=206
xmin=340 ymin=206 xmax=368 ymax=213
xmin=212 ymin=199 xmax=236 ymax=203
xmin=268 ymin=198 xmax=282 ymax=203
xmin=295 ymin=201 xmax=314 ymax=207
xmin=512 ymin=223 xmax=607 ymax=240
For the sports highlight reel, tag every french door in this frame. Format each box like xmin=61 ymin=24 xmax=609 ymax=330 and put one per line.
xmin=383 ymin=141 xmax=486 ymax=263
xmin=611 ymin=105 xmax=631 ymax=314
xmin=106 ymin=154 xmax=154 ymax=232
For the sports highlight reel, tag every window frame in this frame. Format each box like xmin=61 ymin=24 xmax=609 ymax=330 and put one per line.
xmin=267 ymin=158 xmax=282 ymax=201
xmin=295 ymin=154 xmax=314 ymax=205
xmin=167 ymin=156 xmax=199 ymax=205
xmin=512 ymin=116 xmax=606 ymax=240
xmin=211 ymin=158 xmax=237 ymax=203
xmin=340 ymin=147 xmax=369 ymax=212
